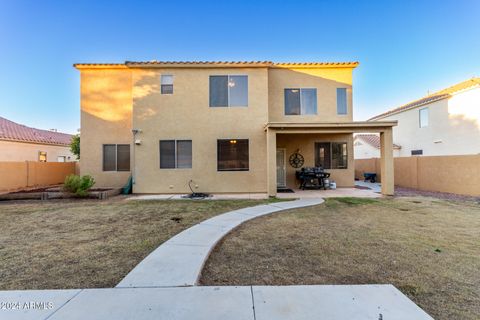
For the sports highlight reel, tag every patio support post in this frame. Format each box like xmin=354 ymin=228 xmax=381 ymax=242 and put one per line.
xmin=267 ymin=129 xmax=277 ymax=197
xmin=380 ymin=128 xmax=394 ymax=195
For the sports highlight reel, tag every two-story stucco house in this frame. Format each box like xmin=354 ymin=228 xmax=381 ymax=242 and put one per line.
xmin=74 ymin=61 xmax=396 ymax=196
xmin=370 ymin=78 xmax=480 ymax=157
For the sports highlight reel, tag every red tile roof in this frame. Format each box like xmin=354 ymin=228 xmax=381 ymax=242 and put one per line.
xmin=355 ymin=134 xmax=401 ymax=149
xmin=369 ymin=78 xmax=480 ymax=121
xmin=0 ymin=117 xmax=73 ymax=146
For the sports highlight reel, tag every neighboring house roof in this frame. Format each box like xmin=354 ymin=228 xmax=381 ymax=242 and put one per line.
xmin=369 ymin=77 xmax=480 ymax=121
xmin=0 ymin=117 xmax=73 ymax=146
xmin=74 ymin=61 xmax=359 ymax=69
xmin=355 ymin=134 xmax=401 ymax=150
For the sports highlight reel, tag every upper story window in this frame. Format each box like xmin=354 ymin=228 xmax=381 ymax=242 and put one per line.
xmin=103 ymin=144 xmax=130 ymax=171
xmin=419 ymin=107 xmax=428 ymax=128
xmin=161 ymin=75 xmax=173 ymax=94
xmin=284 ymin=88 xmax=317 ymax=115
xmin=209 ymin=75 xmax=248 ymax=107
xmin=159 ymin=140 xmax=192 ymax=169
xmin=217 ymin=139 xmax=249 ymax=171
xmin=336 ymin=88 xmax=347 ymax=115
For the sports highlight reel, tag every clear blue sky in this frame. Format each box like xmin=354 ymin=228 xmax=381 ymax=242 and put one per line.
xmin=0 ymin=0 xmax=479 ymax=134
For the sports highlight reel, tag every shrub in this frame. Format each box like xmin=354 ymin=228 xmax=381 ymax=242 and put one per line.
xmin=70 ymin=134 xmax=80 ymax=160
xmin=64 ymin=174 xmax=95 ymax=197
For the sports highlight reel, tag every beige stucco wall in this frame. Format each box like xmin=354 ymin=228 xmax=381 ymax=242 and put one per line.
xmin=268 ymin=67 xmax=353 ymax=123
xmin=79 ymin=68 xmax=133 ymax=187
xmin=0 ymin=140 xmax=74 ymax=162
xmin=378 ymin=87 xmax=480 ymax=156
xmin=131 ymin=67 xmax=269 ymax=193
xmin=277 ymin=133 xmax=354 ymax=188
xmin=78 ymin=65 xmax=357 ymax=193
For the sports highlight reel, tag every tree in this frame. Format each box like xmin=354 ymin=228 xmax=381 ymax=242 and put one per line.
xmin=70 ymin=134 xmax=80 ymax=160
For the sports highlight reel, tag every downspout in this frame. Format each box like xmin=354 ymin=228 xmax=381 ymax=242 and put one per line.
xmin=131 ymin=129 xmax=141 ymax=185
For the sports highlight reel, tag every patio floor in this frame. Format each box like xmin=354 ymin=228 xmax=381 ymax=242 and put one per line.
xmin=127 ymin=182 xmax=382 ymax=201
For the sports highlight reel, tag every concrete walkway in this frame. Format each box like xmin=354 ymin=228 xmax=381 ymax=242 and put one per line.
xmin=1 ymin=285 xmax=433 ymax=320
xmin=117 ymin=198 xmax=324 ymax=287
xmin=355 ymin=180 xmax=382 ymax=193
xmin=0 ymin=198 xmax=434 ymax=319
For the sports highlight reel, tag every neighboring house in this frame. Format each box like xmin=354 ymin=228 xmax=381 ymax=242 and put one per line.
xmin=354 ymin=134 xmax=401 ymax=159
xmin=75 ymin=61 xmax=396 ymax=196
xmin=0 ymin=116 xmax=74 ymax=162
xmin=370 ymin=78 xmax=480 ymax=156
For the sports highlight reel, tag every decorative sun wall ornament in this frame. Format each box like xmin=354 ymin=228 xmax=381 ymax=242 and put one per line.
xmin=289 ymin=150 xmax=305 ymax=168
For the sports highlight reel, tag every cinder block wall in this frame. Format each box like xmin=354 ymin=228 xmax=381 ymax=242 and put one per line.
xmin=354 ymin=155 xmax=480 ymax=196
xmin=0 ymin=161 xmax=76 ymax=192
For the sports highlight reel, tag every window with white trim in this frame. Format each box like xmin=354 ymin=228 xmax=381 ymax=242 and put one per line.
xmin=419 ymin=107 xmax=428 ymax=128
xmin=159 ymin=140 xmax=192 ymax=169
xmin=161 ymin=75 xmax=173 ymax=94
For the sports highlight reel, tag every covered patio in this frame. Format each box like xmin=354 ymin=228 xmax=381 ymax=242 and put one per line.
xmin=265 ymin=121 xmax=397 ymax=196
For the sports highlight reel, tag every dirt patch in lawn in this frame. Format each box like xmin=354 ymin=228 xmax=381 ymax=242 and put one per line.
xmin=395 ymin=186 xmax=480 ymax=203
xmin=200 ymin=197 xmax=480 ymax=320
xmin=0 ymin=197 xmax=273 ymax=290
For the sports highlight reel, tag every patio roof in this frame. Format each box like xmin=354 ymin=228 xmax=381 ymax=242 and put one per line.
xmin=265 ymin=121 xmax=397 ymax=133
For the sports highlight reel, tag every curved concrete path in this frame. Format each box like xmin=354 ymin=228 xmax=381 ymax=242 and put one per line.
xmin=117 ymin=198 xmax=324 ymax=288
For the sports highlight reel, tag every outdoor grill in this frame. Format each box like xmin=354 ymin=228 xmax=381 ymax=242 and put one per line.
xmin=296 ymin=167 xmax=331 ymax=190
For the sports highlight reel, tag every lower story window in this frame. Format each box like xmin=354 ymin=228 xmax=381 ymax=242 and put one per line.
xmin=103 ymin=144 xmax=130 ymax=171
xmin=159 ymin=140 xmax=192 ymax=169
xmin=315 ymin=142 xmax=348 ymax=169
xmin=217 ymin=139 xmax=249 ymax=171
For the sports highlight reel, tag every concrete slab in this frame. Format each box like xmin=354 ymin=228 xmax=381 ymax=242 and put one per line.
xmin=126 ymin=193 xmax=269 ymax=201
xmin=0 ymin=289 xmax=81 ymax=320
xmin=116 ymin=243 xmax=209 ymax=287
xmin=48 ymin=286 xmax=254 ymax=320
xmin=269 ymin=198 xmax=324 ymax=210
xmin=276 ymin=188 xmax=381 ymax=199
xmin=165 ymin=223 xmax=233 ymax=247
xmin=126 ymin=194 xmax=175 ymax=200
xmin=355 ymin=181 xmax=382 ymax=193
xmin=199 ymin=211 xmax=252 ymax=227
xmin=235 ymin=204 xmax=285 ymax=217
xmin=211 ymin=193 xmax=269 ymax=200
xmin=252 ymin=285 xmax=433 ymax=320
